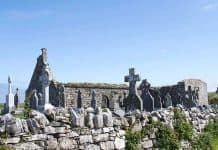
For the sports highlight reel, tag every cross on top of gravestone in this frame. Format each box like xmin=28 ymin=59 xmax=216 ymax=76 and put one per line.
xmin=125 ymin=68 xmax=141 ymax=94
xmin=124 ymin=68 xmax=143 ymax=111
xmin=125 ymin=68 xmax=140 ymax=83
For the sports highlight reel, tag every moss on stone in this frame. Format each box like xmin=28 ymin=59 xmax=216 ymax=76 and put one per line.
xmin=59 ymin=82 xmax=128 ymax=89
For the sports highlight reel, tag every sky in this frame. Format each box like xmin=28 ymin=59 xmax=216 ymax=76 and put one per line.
xmin=0 ymin=0 xmax=218 ymax=96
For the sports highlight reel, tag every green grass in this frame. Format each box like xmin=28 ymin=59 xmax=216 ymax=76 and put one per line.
xmin=0 ymin=103 xmax=4 ymax=110
xmin=208 ymin=92 xmax=218 ymax=105
xmin=211 ymin=137 xmax=218 ymax=150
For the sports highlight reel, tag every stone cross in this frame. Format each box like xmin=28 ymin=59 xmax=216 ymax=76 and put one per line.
xmin=125 ymin=68 xmax=140 ymax=94
xmin=124 ymin=68 xmax=143 ymax=111
xmin=4 ymin=76 xmax=15 ymax=113
xmin=8 ymin=76 xmax=12 ymax=94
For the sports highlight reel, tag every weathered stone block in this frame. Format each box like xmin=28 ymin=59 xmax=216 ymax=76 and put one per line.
xmin=94 ymin=114 xmax=104 ymax=129
xmin=80 ymin=135 xmax=93 ymax=144
xmin=114 ymin=137 xmax=125 ymax=150
xmin=93 ymin=133 xmax=109 ymax=142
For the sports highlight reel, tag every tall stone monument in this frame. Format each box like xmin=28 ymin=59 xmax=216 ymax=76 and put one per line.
xmin=38 ymin=48 xmax=53 ymax=111
xmin=14 ymin=88 xmax=19 ymax=109
xmin=4 ymin=76 xmax=15 ymax=113
xmin=124 ymin=68 xmax=143 ymax=111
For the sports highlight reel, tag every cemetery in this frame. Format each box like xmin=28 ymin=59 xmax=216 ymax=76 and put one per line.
xmin=0 ymin=49 xmax=217 ymax=150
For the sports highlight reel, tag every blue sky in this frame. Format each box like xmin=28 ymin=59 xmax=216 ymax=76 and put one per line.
xmin=0 ymin=0 xmax=218 ymax=94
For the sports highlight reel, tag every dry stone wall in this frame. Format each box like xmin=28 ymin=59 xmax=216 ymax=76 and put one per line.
xmin=0 ymin=105 xmax=217 ymax=150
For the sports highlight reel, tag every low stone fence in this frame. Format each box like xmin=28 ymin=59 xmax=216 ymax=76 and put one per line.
xmin=0 ymin=105 xmax=217 ymax=150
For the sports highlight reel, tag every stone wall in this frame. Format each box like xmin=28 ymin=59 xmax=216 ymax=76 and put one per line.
xmin=0 ymin=107 xmax=126 ymax=150
xmin=0 ymin=106 xmax=217 ymax=150
xmin=62 ymin=83 xmax=129 ymax=109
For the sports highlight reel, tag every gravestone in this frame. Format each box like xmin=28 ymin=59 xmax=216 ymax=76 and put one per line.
xmin=14 ymin=88 xmax=19 ymax=109
xmin=139 ymin=79 xmax=154 ymax=112
xmin=101 ymin=95 xmax=109 ymax=108
xmin=91 ymin=90 xmax=97 ymax=109
xmin=30 ymin=90 xmax=39 ymax=110
xmin=124 ymin=68 xmax=143 ymax=111
xmin=77 ymin=90 xmax=82 ymax=108
xmin=164 ymin=92 xmax=172 ymax=108
xmin=69 ymin=108 xmax=85 ymax=127
xmin=152 ymin=90 xmax=162 ymax=110
xmin=4 ymin=76 xmax=15 ymax=114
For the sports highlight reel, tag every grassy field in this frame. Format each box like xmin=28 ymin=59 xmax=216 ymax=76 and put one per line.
xmin=208 ymin=92 xmax=218 ymax=105
xmin=0 ymin=103 xmax=24 ymax=116
xmin=211 ymin=137 xmax=218 ymax=150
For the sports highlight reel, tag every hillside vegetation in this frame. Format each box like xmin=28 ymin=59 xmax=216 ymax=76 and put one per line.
xmin=208 ymin=92 xmax=218 ymax=105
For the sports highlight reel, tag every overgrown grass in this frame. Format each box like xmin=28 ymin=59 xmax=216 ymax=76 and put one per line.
xmin=191 ymin=118 xmax=218 ymax=150
xmin=0 ymin=103 xmax=4 ymax=111
xmin=208 ymin=92 xmax=218 ymax=105
xmin=0 ymin=145 xmax=12 ymax=150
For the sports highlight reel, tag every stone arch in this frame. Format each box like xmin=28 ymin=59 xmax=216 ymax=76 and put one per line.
xmin=101 ymin=95 xmax=110 ymax=108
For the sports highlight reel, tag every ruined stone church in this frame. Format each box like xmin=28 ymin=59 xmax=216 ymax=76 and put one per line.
xmin=26 ymin=49 xmax=208 ymax=111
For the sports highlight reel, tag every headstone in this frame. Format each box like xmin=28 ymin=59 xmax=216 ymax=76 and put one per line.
xmin=4 ymin=76 xmax=15 ymax=114
xmin=14 ymin=88 xmax=19 ymax=109
xmin=69 ymin=108 xmax=84 ymax=127
xmin=124 ymin=68 xmax=143 ymax=111
xmin=91 ymin=90 xmax=97 ymax=109
xmin=30 ymin=90 xmax=39 ymax=110
xmin=164 ymin=92 xmax=172 ymax=108
xmin=101 ymin=95 xmax=109 ymax=108
xmin=139 ymin=79 xmax=154 ymax=112
xmin=154 ymin=90 xmax=162 ymax=109
xmin=77 ymin=90 xmax=82 ymax=108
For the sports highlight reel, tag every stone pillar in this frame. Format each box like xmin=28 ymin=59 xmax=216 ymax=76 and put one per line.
xmin=4 ymin=76 xmax=15 ymax=113
xmin=39 ymin=65 xmax=53 ymax=111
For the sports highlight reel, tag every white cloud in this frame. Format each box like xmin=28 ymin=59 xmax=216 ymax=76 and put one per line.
xmin=202 ymin=3 xmax=218 ymax=11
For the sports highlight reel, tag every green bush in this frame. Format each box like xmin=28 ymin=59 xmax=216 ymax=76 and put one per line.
xmin=191 ymin=119 xmax=218 ymax=150
xmin=173 ymin=108 xmax=193 ymax=141
xmin=156 ymin=123 xmax=180 ymax=150
xmin=23 ymin=93 xmax=32 ymax=119
xmin=208 ymin=92 xmax=218 ymax=105
xmin=125 ymin=131 xmax=141 ymax=150
xmin=0 ymin=145 xmax=12 ymax=150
